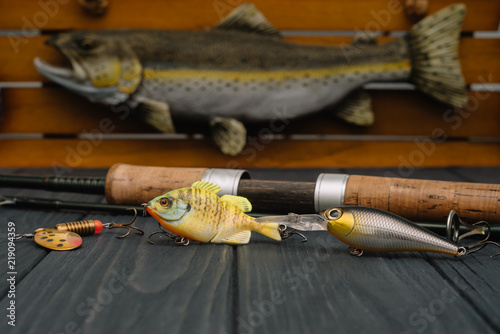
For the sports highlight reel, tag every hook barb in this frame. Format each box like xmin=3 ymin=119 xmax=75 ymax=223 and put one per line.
xmin=107 ymin=208 xmax=144 ymax=239
xmin=147 ymin=222 xmax=189 ymax=246
xmin=279 ymin=225 xmax=308 ymax=242
xmin=446 ymin=211 xmax=500 ymax=258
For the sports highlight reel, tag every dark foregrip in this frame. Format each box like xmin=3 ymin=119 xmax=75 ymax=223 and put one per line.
xmin=238 ymin=180 xmax=315 ymax=214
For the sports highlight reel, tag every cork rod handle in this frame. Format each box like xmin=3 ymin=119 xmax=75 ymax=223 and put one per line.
xmin=105 ymin=164 xmax=208 ymax=205
xmin=344 ymin=175 xmax=500 ymax=223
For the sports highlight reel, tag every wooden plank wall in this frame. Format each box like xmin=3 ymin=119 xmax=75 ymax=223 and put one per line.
xmin=0 ymin=0 xmax=499 ymax=168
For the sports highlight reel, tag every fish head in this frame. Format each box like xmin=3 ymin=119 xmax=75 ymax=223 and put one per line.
xmin=323 ymin=207 xmax=355 ymax=238
xmin=146 ymin=191 xmax=192 ymax=226
xmin=34 ymin=31 xmax=142 ymax=105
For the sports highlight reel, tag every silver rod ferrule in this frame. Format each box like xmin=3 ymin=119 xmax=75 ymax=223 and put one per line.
xmin=314 ymin=173 xmax=350 ymax=212
xmin=202 ymin=169 xmax=250 ymax=196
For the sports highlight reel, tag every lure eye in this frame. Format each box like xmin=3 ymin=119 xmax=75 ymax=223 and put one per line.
xmin=79 ymin=38 xmax=96 ymax=50
xmin=159 ymin=198 xmax=169 ymax=207
xmin=326 ymin=208 xmax=343 ymax=221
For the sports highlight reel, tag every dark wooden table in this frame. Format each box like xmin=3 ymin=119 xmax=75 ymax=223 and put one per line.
xmin=1 ymin=167 xmax=500 ymax=334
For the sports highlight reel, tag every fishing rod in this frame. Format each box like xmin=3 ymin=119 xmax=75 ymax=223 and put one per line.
xmin=1 ymin=163 xmax=500 ymax=224
xmin=0 ymin=195 xmax=145 ymax=214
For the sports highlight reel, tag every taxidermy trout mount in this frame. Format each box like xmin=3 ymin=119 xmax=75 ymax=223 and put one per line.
xmin=35 ymin=4 xmax=467 ymax=155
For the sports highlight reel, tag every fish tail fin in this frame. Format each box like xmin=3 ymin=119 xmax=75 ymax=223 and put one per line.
xmin=254 ymin=219 xmax=282 ymax=241
xmin=408 ymin=4 xmax=468 ymax=107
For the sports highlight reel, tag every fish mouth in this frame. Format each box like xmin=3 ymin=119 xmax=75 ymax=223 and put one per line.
xmin=146 ymin=205 xmax=173 ymax=224
xmin=146 ymin=206 xmax=161 ymax=221
xmin=34 ymin=57 xmax=127 ymax=104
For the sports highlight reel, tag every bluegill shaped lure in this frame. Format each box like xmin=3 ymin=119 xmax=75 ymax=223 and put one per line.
xmin=145 ymin=181 xmax=281 ymax=245
xmin=15 ymin=209 xmax=143 ymax=250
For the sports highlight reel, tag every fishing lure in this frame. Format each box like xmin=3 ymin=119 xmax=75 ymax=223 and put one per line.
xmin=15 ymin=209 xmax=143 ymax=250
xmin=322 ymin=207 xmax=480 ymax=257
xmin=262 ymin=207 xmax=499 ymax=257
xmin=145 ymin=181 xmax=281 ymax=245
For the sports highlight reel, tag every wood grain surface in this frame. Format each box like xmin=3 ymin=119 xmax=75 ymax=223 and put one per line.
xmin=1 ymin=167 xmax=500 ymax=334
xmin=0 ymin=138 xmax=499 ymax=168
xmin=1 ymin=0 xmax=499 ymax=31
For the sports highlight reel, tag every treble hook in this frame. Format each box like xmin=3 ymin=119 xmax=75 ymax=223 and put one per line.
xmin=446 ymin=210 xmax=500 ymax=257
xmin=105 ymin=208 xmax=144 ymax=239
xmin=349 ymin=248 xmax=364 ymax=257
xmin=147 ymin=222 xmax=190 ymax=246
xmin=279 ymin=225 xmax=308 ymax=242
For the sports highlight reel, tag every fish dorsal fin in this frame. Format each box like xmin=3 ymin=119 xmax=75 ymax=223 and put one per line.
xmin=191 ymin=181 xmax=222 ymax=194
xmin=220 ymin=195 xmax=252 ymax=212
xmin=214 ymin=4 xmax=281 ymax=38
xmin=219 ymin=230 xmax=251 ymax=244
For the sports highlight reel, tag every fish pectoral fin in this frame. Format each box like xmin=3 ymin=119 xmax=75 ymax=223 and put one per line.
xmin=213 ymin=230 xmax=252 ymax=245
xmin=335 ymin=90 xmax=374 ymax=126
xmin=220 ymin=195 xmax=252 ymax=213
xmin=135 ymin=99 xmax=175 ymax=133
xmin=116 ymin=41 xmax=142 ymax=94
xmin=191 ymin=181 xmax=222 ymax=195
xmin=352 ymin=32 xmax=378 ymax=46
xmin=214 ymin=4 xmax=281 ymax=38
xmin=210 ymin=117 xmax=246 ymax=156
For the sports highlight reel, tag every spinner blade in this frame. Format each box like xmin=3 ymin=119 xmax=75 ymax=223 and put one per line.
xmin=34 ymin=228 xmax=83 ymax=250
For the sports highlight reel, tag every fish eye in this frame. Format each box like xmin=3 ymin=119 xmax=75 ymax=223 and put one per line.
xmin=326 ymin=208 xmax=343 ymax=220
xmin=79 ymin=38 xmax=96 ymax=50
xmin=160 ymin=198 xmax=169 ymax=207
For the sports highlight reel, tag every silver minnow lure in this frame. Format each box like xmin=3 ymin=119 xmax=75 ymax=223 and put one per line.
xmin=262 ymin=207 xmax=496 ymax=257
xmin=323 ymin=207 xmax=466 ymax=256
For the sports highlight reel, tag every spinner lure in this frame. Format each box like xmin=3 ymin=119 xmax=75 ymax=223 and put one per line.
xmin=15 ymin=209 xmax=143 ymax=251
